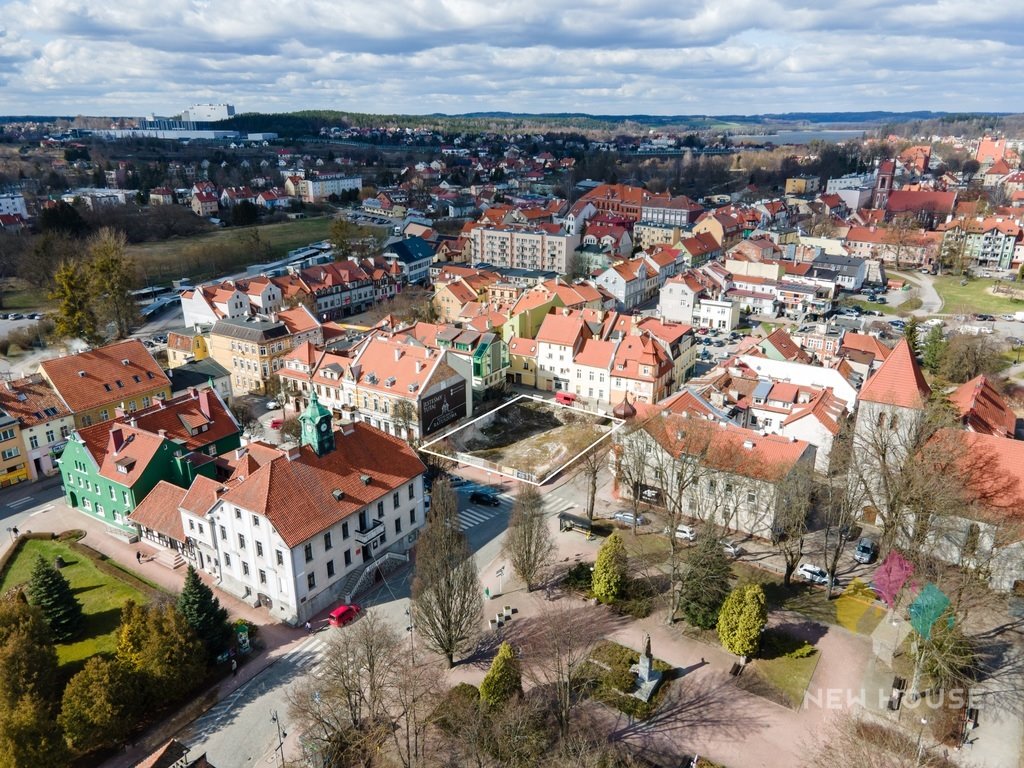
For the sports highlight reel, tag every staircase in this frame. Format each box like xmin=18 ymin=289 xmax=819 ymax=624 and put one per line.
xmin=154 ymin=547 xmax=185 ymax=570
xmin=342 ymin=551 xmax=409 ymax=602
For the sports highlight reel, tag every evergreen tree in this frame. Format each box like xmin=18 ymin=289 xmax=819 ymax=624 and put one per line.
xmin=177 ymin=565 xmax=232 ymax=662
xmin=116 ymin=601 xmax=205 ymax=701
xmin=903 ymin=317 xmax=921 ymax=355
xmin=49 ymin=261 xmax=99 ymax=343
xmin=26 ymin=556 xmax=83 ymax=642
xmin=479 ymin=641 xmax=522 ymax=708
xmin=678 ymin=535 xmax=733 ymax=629
xmin=87 ymin=228 xmax=138 ymax=339
xmin=59 ymin=657 xmax=141 ymax=754
xmin=0 ymin=599 xmax=66 ymax=767
xmin=717 ymin=584 xmax=768 ymax=659
xmin=921 ymin=324 xmax=947 ymax=373
xmin=592 ymin=533 xmax=627 ymax=604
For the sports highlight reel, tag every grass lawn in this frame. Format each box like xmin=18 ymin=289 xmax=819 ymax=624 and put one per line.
xmin=736 ymin=628 xmax=820 ymax=709
xmin=0 ymin=538 xmax=151 ymax=670
xmin=731 ymin=563 xmax=884 ymax=636
xmin=126 ymin=216 xmax=335 ymax=283
xmin=933 ymin=276 xmax=1024 ymax=315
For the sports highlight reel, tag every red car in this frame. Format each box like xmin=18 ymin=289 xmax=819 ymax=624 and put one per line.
xmin=270 ymin=418 xmax=283 ymax=429
xmin=328 ymin=603 xmax=361 ymax=627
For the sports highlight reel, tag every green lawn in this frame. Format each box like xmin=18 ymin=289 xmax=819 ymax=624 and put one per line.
xmin=126 ymin=216 xmax=336 ymax=283
xmin=0 ymin=538 xmax=151 ymax=669
xmin=933 ymin=276 xmax=1024 ymax=315
xmin=736 ymin=628 xmax=820 ymax=709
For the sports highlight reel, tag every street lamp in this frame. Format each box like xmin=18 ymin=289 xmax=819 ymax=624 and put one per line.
xmin=270 ymin=709 xmax=287 ymax=768
xmin=405 ymin=607 xmax=416 ymax=662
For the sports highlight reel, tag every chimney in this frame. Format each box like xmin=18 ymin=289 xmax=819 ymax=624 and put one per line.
xmin=198 ymin=389 xmax=212 ymax=419
xmin=415 ymin=361 xmax=425 ymax=374
xmin=234 ymin=446 xmax=247 ymax=460
xmin=115 ymin=406 xmax=126 ymax=419
xmin=158 ymin=429 xmax=167 ymax=437
xmin=742 ymin=439 xmax=755 ymax=450
xmin=285 ymin=444 xmax=301 ymax=461
xmin=394 ymin=347 xmax=402 ymax=362
xmin=111 ymin=427 xmax=124 ymax=453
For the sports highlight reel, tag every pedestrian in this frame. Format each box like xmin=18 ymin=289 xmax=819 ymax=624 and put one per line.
xmin=305 ymin=620 xmax=312 ymax=634
xmin=701 ymin=657 xmax=705 ymax=664
xmin=231 ymin=658 xmax=237 ymax=677
xmin=135 ymin=551 xmax=142 ymax=564
xmin=11 ymin=527 xmax=17 ymax=536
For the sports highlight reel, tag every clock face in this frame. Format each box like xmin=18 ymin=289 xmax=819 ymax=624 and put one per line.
xmin=319 ymin=421 xmax=329 ymax=433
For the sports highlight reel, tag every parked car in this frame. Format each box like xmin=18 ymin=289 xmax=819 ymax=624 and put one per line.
xmin=664 ymin=524 xmax=696 ymax=541
xmin=854 ymin=537 xmax=878 ymax=564
xmin=722 ymin=541 xmax=742 ymax=558
xmin=612 ymin=510 xmax=646 ymax=526
xmin=270 ymin=418 xmax=283 ymax=429
xmin=327 ymin=603 xmax=361 ymax=628
xmin=469 ymin=490 xmax=501 ymax=507
xmin=266 ymin=400 xmax=281 ymax=410
xmin=866 ymin=294 xmax=877 ymax=303
xmin=796 ymin=563 xmax=838 ymax=587
xmin=875 ymin=296 xmax=887 ymax=304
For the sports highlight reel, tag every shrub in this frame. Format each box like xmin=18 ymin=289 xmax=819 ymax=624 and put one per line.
xmin=592 ymin=533 xmax=627 ymax=603
xmin=717 ymin=584 xmax=767 ymax=659
xmin=479 ymin=642 xmax=522 ymax=708
xmin=562 ymin=561 xmax=593 ymax=592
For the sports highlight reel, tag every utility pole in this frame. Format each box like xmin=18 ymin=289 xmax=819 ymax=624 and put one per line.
xmin=270 ymin=709 xmax=287 ymax=768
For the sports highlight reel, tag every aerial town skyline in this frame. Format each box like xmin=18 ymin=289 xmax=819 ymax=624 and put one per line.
xmin=0 ymin=0 xmax=1021 ymax=115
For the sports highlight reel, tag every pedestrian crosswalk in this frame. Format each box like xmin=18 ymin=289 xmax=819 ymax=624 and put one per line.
xmin=458 ymin=504 xmax=506 ymax=531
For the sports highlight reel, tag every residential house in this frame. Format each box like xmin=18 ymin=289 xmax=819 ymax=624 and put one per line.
xmin=191 ymin=191 xmax=219 ymax=218
xmin=59 ymin=388 xmax=241 ymax=536
xmin=757 ymin=328 xmax=814 ymax=364
xmin=166 ymin=358 xmax=232 ymax=401
xmin=843 ymin=225 xmax=942 ymax=268
xmin=466 ymin=223 xmax=579 ymax=273
xmin=608 ymin=334 xmax=675 ymax=405
xmin=0 ymin=408 xmax=28 ymax=488
xmin=208 ymin=318 xmax=295 ymax=395
xmin=507 ymin=337 xmax=538 ymax=388
xmin=594 ymin=260 xmax=649 ymax=311
xmin=129 ymin=394 xmax=426 ymax=624
xmin=949 ymin=375 xmax=1017 ymax=439
xmin=180 ymin=283 xmax=251 ymax=329
xmin=295 ymin=173 xmax=362 ymax=203
xmin=0 ymin=375 xmax=74 ymax=481
xmin=785 ymin=176 xmax=821 ymax=195
xmin=40 ymin=340 xmax=173 ymax=429
xmin=617 ymin=414 xmax=816 ymax=539
xmin=938 ymin=217 xmax=1023 ymax=271
xmin=535 ymin=310 xmax=593 ymax=392
xmin=383 ymin=236 xmax=435 ymax=285
xmin=166 ymin=327 xmax=211 ymax=369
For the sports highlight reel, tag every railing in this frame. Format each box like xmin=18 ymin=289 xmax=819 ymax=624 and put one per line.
xmin=343 ymin=551 xmax=409 ymax=602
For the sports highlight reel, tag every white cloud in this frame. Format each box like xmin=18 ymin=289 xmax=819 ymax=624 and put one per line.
xmin=0 ymin=0 xmax=1020 ymax=115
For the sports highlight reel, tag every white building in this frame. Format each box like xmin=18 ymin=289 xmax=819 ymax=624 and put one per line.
xmin=0 ymin=194 xmax=28 ymax=218
xmin=297 ymin=174 xmax=363 ymax=203
xmin=182 ymin=103 xmax=236 ymax=122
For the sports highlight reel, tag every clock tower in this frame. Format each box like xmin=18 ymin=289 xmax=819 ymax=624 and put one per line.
xmin=299 ymin=390 xmax=335 ymax=456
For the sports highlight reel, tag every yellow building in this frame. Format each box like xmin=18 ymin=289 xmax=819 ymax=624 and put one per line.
xmin=507 ymin=337 xmax=538 ymax=387
xmin=785 ymin=176 xmax=820 ymax=195
xmin=208 ymin=317 xmax=294 ymax=395
xmin=166 ymin=328 xmax=211 ymax=368
xmin=0 ymin=409 xmax=28 ymax=487
xmin=39 ymin=339 xmax=173 ymax=429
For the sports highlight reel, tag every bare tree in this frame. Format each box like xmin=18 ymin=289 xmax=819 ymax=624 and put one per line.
xmin=411 ymin=478 xmax=484 ymax=667
xmin=772 ymin=461 xmax=816 ymax=587
xmin=517 ymin=604 xmax=604 ymax=741
xmin=502 ymin=485 xmax=555 ymax=592
xmin=820 ymin=421 xmax=860 ymax=597
xmin=571 ymin=427 xmax=610 ymax=523
xmin=808 ymin=713 xmax=956 ymax=768
xmin=613 ymin=425 xmax=650 ymax=535
xmin=883 ymin=213 xmax=922 ymax=269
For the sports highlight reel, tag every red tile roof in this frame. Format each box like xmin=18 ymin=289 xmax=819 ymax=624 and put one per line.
xmin=219 ymin=424 xmax=425 ymax=547
xmin=128 ymin=481 xmax=188 ymax=541
xmin=536 ymin=312 xmax=591 ymax=347
xmin=761 ymin=328 xmax=812 ymax=364
xmin=949 ymin=375 xmax=1016 ymax=438
xmin=40 ymin=339 xmax=170 ymax=414
xmin=0 ymin=375 xmax=70 ymax=427
xmin=857 ymin=338 xmax=930 ymax=409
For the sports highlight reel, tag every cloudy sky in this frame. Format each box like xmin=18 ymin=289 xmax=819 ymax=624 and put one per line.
xmin=0 ymin=0 xmax=1020 ymax=117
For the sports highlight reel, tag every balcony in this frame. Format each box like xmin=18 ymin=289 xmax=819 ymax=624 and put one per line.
xmin=355 ymin=517 xmax=385 ymax=546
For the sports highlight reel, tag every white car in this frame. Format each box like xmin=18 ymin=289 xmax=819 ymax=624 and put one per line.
xmin=796 ymin=563 xmax=838 ymax=587
xmin=664 ymin=524 xmax=696 ymax=541
xmin=723 ymin=541 xmax=742 ymax=558
xmin=266 ymin=401 xmax=281 ymax=410
xmin=612 ymin=511 xmax=646 ymax=526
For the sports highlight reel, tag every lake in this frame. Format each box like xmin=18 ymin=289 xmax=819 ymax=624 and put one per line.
xmin=729 ymin=129 xmax=866 ymax=145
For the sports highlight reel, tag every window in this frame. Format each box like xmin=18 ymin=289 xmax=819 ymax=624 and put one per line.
xmin=324 ymin=532 xmax=333 ymax=550
xmin=198 ymin=523 xmax=204 ymax=535
xmin=410 ymin=508 xmax=416 ymax=525
xmin=96 ymin=503 xmax=104 ymax=516
xmin=747 ymin=492 xmax=756 ymax=504
xmin=327 ymin=560 xmax=335 ymax=578
xmin=344 ymin=550 xmax=352 ymax=566
xmin=395 ymin=518 xmax=402 ymax=534
xmin=307 ymin=573 xmax=316 ymax=589
xmin=256 ymin=541 xmax=263 ymax=557
xmin=408 ymin=483 xmax=415 ymax=500
xmin=242 ymin=561 xmax=249 ymax=576
xmin=252 ymin=515 xmax=260 ymax=527
xmin=392 ymin=492 xmax=400 ymax=509
xmin=99 ymin=410 xmax=109 ymax=421
xmin=1 ymin=447 xmax=19 ymax=460
xmin=238 ymin=533 xmax=246 ymax=548
xmin=275 ymin=550 xmax=283 ymax=566
xmin=304 ymin=543 xmax=313 ymax=562
xmin=220 ymin=525 xmax=227 ymax=541
xmin=224 ymin=553 xmax=231 ymax=566
xmin=235 ymin=508 xmax=242 ymax=519
xmin=142 ymin=396 xmax=150 ymax=408
xmin=123 ymin=490 xmax=130 ymax=504
xmin=28 ymin=435 xmax=38 ymax=450
xmin=0 ymin=428 xmax=14 ymax=442
xmin=109 ymin=486 xmax=116 ymax=500
xmin=189 ymin=519 xmax=195 ymax=531
xmin=342 ymin=521 xmax=349 ymax=539
xmin=46 ymin=429 xmax=55 ymax=443
xmin=258 ymin=569 xmax=267 ymax=585
xmin=377 ymin=501 xmax=384 ymax=518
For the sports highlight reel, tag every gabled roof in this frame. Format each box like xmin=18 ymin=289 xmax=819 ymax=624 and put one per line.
xmin=508 ymin=336 xmax=537 ymax=358
xmin=782 ymin=387 xmax=845 ymax=436
xmin=39 ymin=339 xmax=170 ymax=414
xmin=857 ymin=338 xmax=930 ymax=409
xmin=574 ymin=339 xmax=618 ymax=369
xmin=761 ymin=328 xmax=812 ymax=364
xmin=839 ymin=332 xmax=892 ymax=361
xmin=536 ymin=311 xmax=591 ymax=347
xmin=219 ymin=424 xmax=425 ymax=547
xmin=949 ymin=375 xmax=1016 ymax=438
xmin=128 ymin=481 xmax=188 ymax=542
xmin=0 ymin=375 xmax=70 ymax=427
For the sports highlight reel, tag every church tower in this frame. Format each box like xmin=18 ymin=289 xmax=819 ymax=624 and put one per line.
xmin=299 ymin=389 xmax=335 ymax=457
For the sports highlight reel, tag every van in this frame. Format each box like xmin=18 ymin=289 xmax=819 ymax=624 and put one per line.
xmin=555 ymin=391 xmax=577 ymax=406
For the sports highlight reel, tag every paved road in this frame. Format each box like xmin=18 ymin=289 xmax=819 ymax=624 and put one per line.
xmin=0 ymin=474 xmax=66 ymax=555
